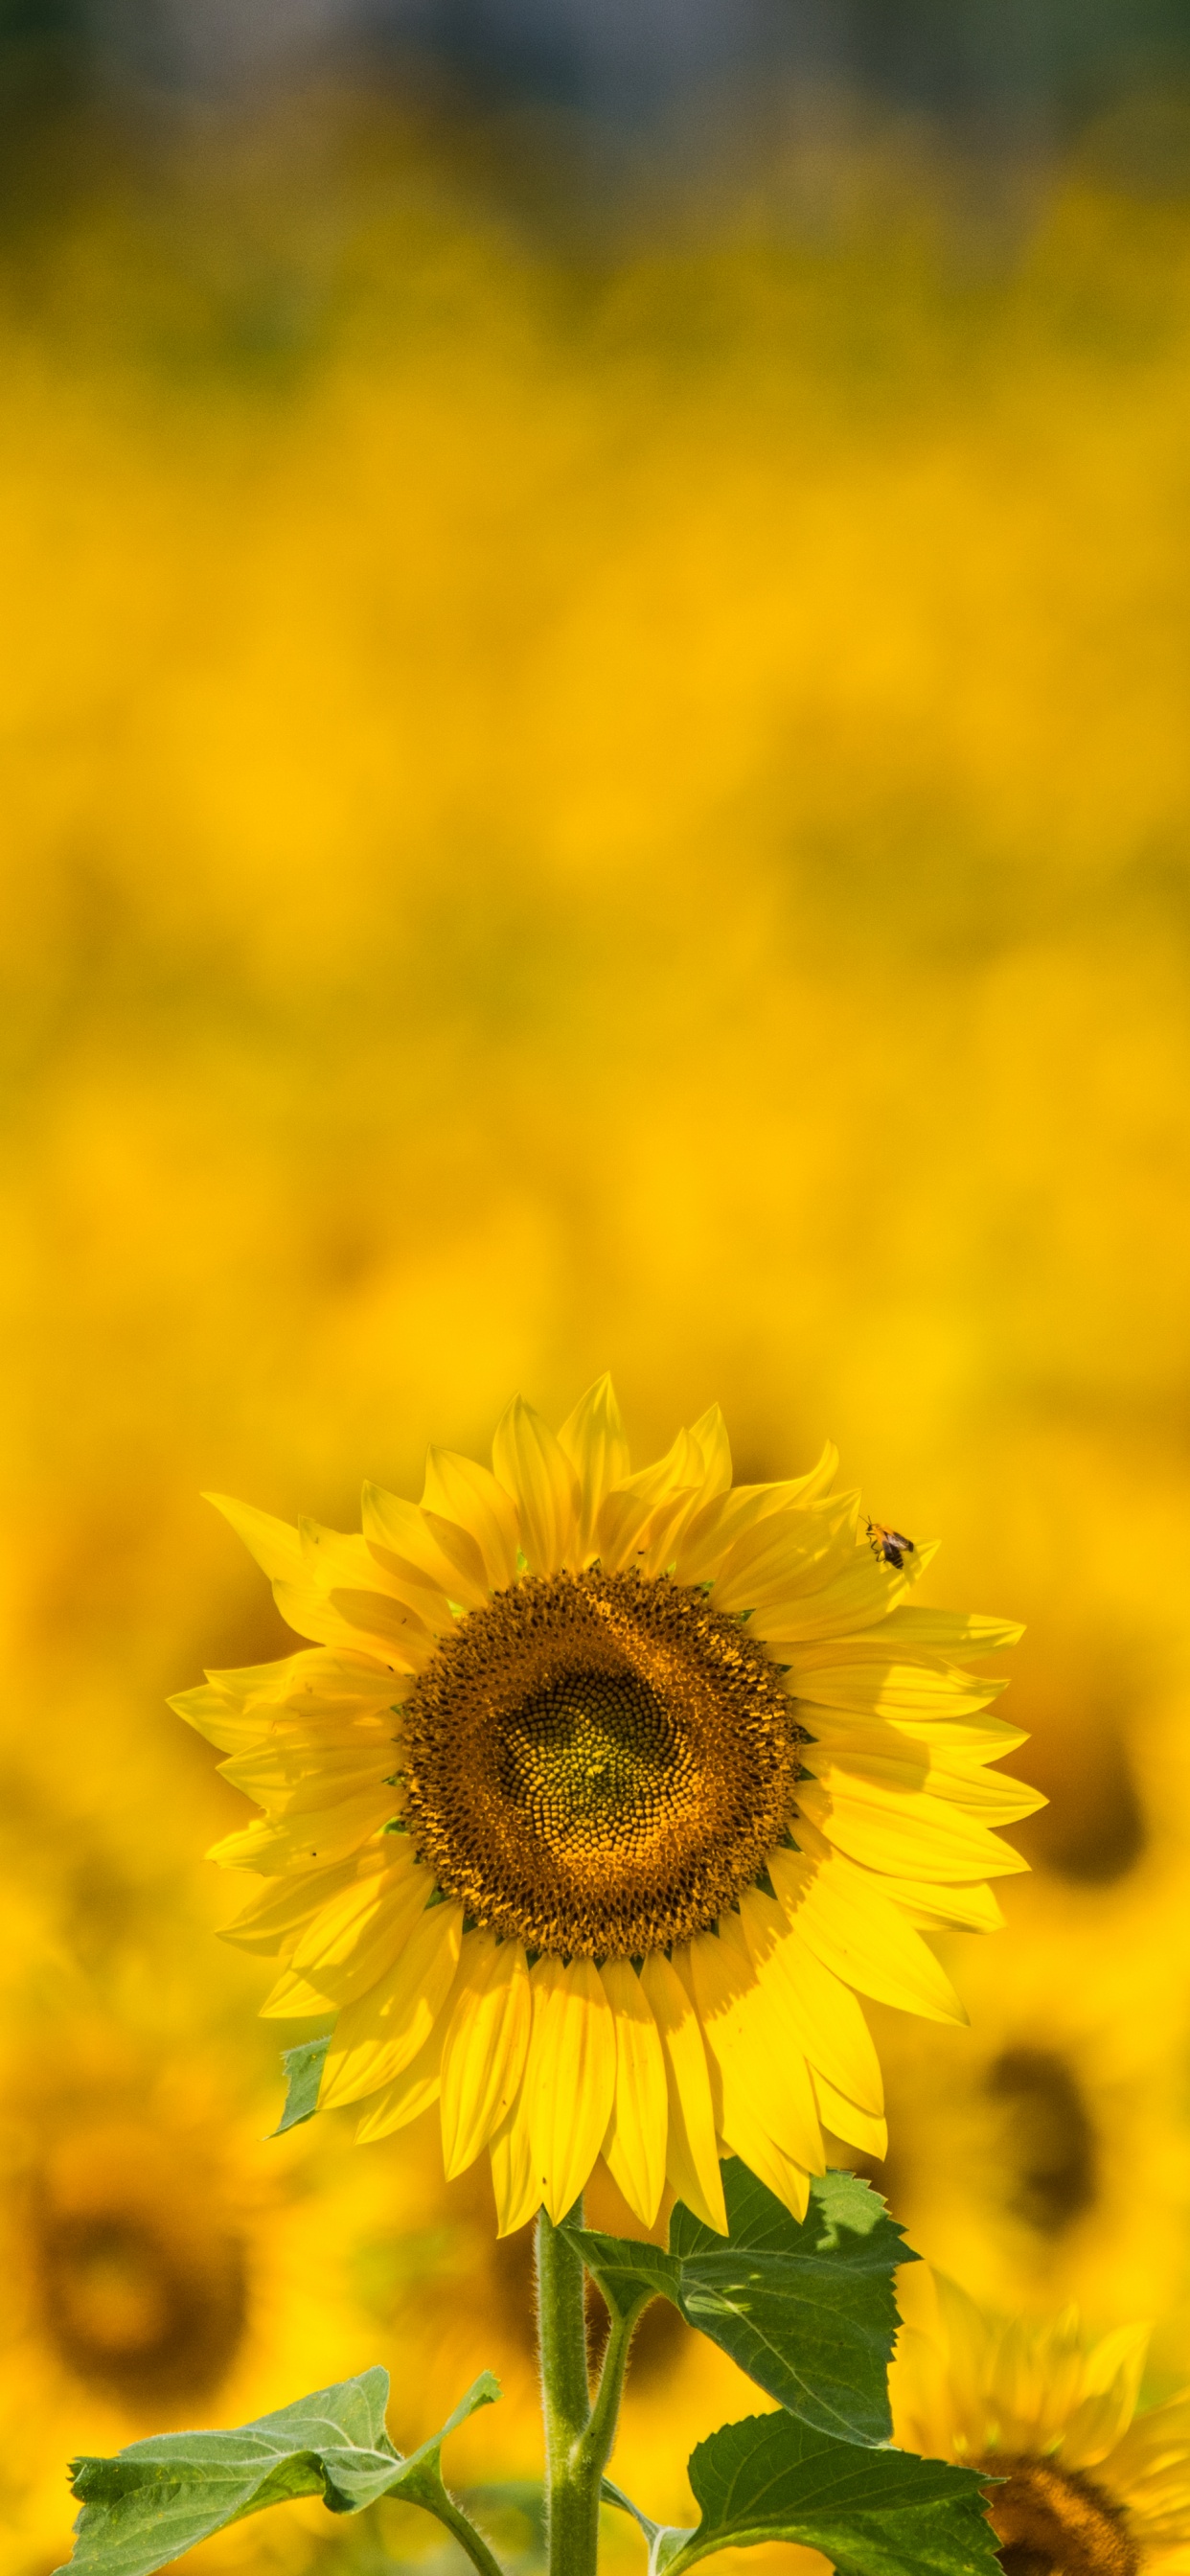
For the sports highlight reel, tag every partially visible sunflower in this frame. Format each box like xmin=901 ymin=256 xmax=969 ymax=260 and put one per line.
xmin=0 ymin=2019 xmax=383 ymax=2576
xmin=175 ymin=1381 xmax=1039 ymax=2233
xmin=868 ymin=1873 xmax=1190 ymax=2372
xmin=892 ymin=2266 xmax=1190 ymax=2575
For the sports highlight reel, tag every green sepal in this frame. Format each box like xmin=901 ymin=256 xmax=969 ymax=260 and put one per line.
xmin=604 ymin=2414 xmax=1001 ymax=2576
xmin=568 ymin=2159 xmax=911 ymax=2444
xmin=57 ymin=2368 xmax=501 ymax=2576
xmin=269 ymin=2034 xmax=330 ymax=2136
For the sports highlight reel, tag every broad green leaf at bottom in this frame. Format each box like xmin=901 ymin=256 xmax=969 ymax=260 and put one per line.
xmin=606 ymin=2411 xmax=1000 ymax=2576
xmin=57 ymin=2368 xmax=500 ymax=2576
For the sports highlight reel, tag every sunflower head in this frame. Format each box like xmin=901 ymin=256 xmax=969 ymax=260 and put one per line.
xmin=403 ymin=1563 xmax=805 ymax=1959
xmin=174 ymin=1379 xmax=1037 ymax=2235
xmin=891 ymin=2267 xmax=1190 ymax=2576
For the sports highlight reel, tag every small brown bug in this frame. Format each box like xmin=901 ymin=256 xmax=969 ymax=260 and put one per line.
xmin=866 ymin=1518 xmax=915 ymax=1571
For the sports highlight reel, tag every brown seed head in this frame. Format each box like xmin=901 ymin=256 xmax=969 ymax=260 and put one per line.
xmin=400 ymin=1567 xmax=804 ymax=1957
xmin=981 ymin=2455 xmax=1139 ymax=2576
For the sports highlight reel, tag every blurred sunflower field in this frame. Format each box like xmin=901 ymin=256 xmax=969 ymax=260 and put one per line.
xmin=8 ymin=7 xmax=1190 ymax=2568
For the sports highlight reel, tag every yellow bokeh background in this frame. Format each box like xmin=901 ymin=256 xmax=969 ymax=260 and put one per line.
xmin=7 ymin=73 xmax=1190 ymax=2574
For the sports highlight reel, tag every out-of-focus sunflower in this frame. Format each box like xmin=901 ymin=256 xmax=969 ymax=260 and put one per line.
xmin=892 ymin=2266 xmax=1190 ymax=2575
xmin=174 ymin=1378 xmax=1037 ymax=2233
xmin=867 ymin=1874 xmax=1190 ymax=2379
xmin=0 ymin=2022 xmax=380 ymax=2576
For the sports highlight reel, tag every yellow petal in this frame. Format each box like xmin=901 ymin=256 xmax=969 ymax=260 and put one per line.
xmin=1061 ymin=2326 xmax=1150 ymax=2470
xmin=362 ymin=1482 xmax=490 ymax=1608
xmin=592 ymin=1426 xmax=715 ymax=1572
xmin=204 ymin=1494 xmax=303 ymax=1584
xmin=639 ymin=1947 xmax=726 ymax=2234
xmin=217 ymin=1747 xmax=395 ymax=1811
xmin=810 ymin=2070 xmax=888 ymax=2160
xmin=286 ymin=1846 xmax=424 ymax=1958
xmin=208 ymin=1787 xmax=398 ymax=1874
xmin=800 ymin=1709 xmax=1028 ymax=1771
xmin=711 ymin=1501 xmax=857 ymax=1612
xmin=355 ymin=2018 xmax=449 ymax=2145
xmin=673 ymin=1945 xmax=815 ymax=2223
xmin=213 ymin=1709 xmax=402 ymax=1762
xmin=758 ymin=1545 xmax=939 ymax=1644
xmin=525 ymin=1955 xmax=617 ymax=2221
xmin=599 ymin=1957 xmax=668 ymax=2228
xmin=1096 ymin=2385 xmax=1190 ymax=2505
xmin=686 ymin=1922 xmax=824 ymax=2174
xmin=721 ymin=2121 xmax=812 ymax=2221
xmin=171 ymin=1683 xmax=263 ymax=1754
xmin=290 ymin=1523 xmax=453 ymax=1647
xmin=879 ymin=1604 xmax=1025 ymax=1659
xmin=594 ymin=1482 xmax=700 ymax=1577
xmin=796 ymin=1775 xmax=1031 ymax=1881
xmin=771 ymin=1839 xmax=966 ymax=2024
xmin=440 ymin=1934 xmax=533 ymax=2177
xmin=270 ymin=1577 xmax=435 ymax=1668
xmin=423 ymin=1447 xmax=520 ymax=1590
xmin=206 ymin=1645 xmax=406 ymax=1705
xmin=799 ymin=1739 xmax=1041 ymax=1827
xmin=738 ymin=1885 xmax=883 ymax=2112
xmin=892 ymin=1877 xmax=1005 ymax=1933
xmin=490 ymin=2086 xmax=541 ymax=2237
xmin=320 ymin=1900 xmax=464 ymax=2108
xmin=183 ymin=1649 xmax=406 ymax=1746
xmin=362 ymin=1545 xmax=459 ymax=1634
xmin=557 ymin=1375 xmax=631 ymax=1560
xmin=421 ymin=1510 xmax=492 ymax=1605
xmin=782 ymin=1653 xmax=1010 ymax=1721
xmin=687 ymin=1404 xmax=733 ymax=1499
xmin=298 ymin=1520 xmax=390 ymax=1588
xmin=609 ymin=1426 xmax=703 ymax=1514
xmin=260 ymin=1966 xmax=336 ymax=2017
xmin=218 ymin=1857 xmax=360 ymax=1955
xmin=673 ymin=1451 xmax=838 ymax=1584
xmin=289 ymin=1852 xmax=432 ymax=2005
xmin=492 ymin=1396 xmax=581 ymax=1576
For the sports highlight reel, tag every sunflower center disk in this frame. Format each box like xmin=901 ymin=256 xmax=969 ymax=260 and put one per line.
xmin=499 ymin=1668 xmax=685 ymax=1850
xmin=983 ymin=2458 xmax=1139 ymax=2576
xmin=401 ymin=1568 xmax=805 ymax=1958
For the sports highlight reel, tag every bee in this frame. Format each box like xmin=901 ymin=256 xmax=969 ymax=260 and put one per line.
xmin=866 ymin=1518 xmax=915 ymax=1570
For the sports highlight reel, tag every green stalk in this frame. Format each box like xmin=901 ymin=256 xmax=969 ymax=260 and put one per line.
xmin=415 ymin=2486 xmax=509 ymax=2576
xmin=536 ymin=2200 xmax=650 ymax=2576
xmin=537 ymin=2200 xmax=598 ymax=2575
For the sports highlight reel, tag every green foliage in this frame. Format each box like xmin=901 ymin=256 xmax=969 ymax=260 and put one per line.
xmin=270 ymin=2033 xmax=331 ymax=2135
xmin=53 ymin=2160 xmax=1001 ymax=2576
xmin=568 ymin=2158 xmax=911 ymax=2443
xmin=57 ymin=2370 xmax=501 ymax=2576
xmin=605 ymin=2413 xmax=1001 ymax=2576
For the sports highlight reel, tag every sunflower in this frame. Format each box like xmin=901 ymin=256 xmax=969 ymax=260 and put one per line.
xmin=174 ymin=1380 xmax=1038 ymax=2235
xmin=867 ymin=1874 xmax=1190 ymax=2371
xmin=0 ymin=2006 xmax=434 ymax=2576
xmin=892 ymin=2266 xmax=1190 ymax=2576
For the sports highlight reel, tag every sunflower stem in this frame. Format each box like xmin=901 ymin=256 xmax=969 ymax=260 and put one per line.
xmin=537 ymin=2198 xmax=603 ymax=2576
xmin=577 ymin=2294 xmax=645 ymax=2486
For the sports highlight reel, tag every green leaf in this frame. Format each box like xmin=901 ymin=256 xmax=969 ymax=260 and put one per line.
xmin=57 ymin=2369 xmax=501 ymax=2576
xmin=602 ymin=2475 xmax=688 ymax=2573
xmin=606 ymin=2414 xmax=1001 ymax=2576
xmin=269 ymin=2034 xmax=330 ymax=2136
xmin=569 ymin=2158 xmax=910 ymax=2443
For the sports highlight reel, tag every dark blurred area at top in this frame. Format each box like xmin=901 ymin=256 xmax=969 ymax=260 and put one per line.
xmin=5 ymin=0 xmax=1190 ymax=244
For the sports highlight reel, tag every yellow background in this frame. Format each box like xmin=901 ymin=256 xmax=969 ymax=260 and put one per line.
xmin=6 ymin=79 xmax=1190 ymax=2574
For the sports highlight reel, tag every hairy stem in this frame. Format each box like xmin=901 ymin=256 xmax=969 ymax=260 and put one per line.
xmin=578 ymin=2297 xmax=646 ymax=2490
xmin=418 ymin=2486 xmax=509 ymax=2576
xmin=537 ymin=2200 xmax=600 ymax=2576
